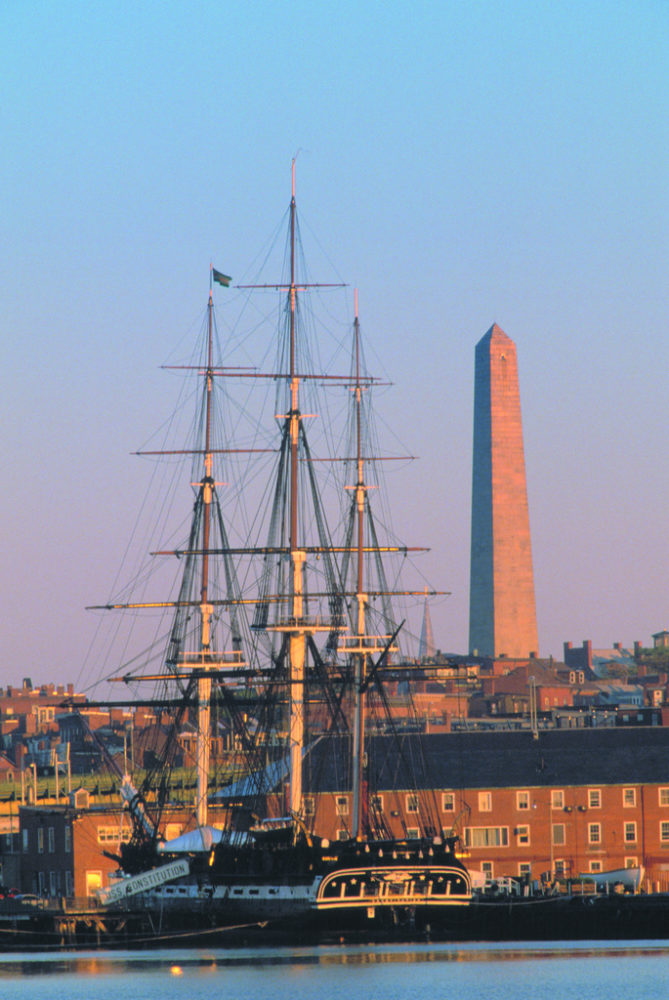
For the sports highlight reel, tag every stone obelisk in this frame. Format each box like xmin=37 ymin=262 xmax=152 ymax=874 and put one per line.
xmin=468 ymin=324 xmax=538 ymax=658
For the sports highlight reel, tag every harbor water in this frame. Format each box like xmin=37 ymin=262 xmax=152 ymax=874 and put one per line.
xmin=0 ymin=942 xmax=666 ymax=999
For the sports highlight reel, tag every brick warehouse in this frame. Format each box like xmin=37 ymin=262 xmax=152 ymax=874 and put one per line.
xmin=301 ymin=728 xmax=669 ymax=889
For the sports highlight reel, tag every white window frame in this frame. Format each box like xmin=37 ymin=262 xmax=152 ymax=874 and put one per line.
xmin=659 ymin=788 xmax=669 ymax=807
xmin=551 ymin=789 xmax=564 ymax=810
xmin=518 ymin=862 xmax=531 ymax=877
xmin=660 ymin=820 xmax=669 ymax=843
xmin=406 ymin=793 xmax=419 ymax=814
xmin=552 ymin=823 xmax=566 ymax=846
xmin=625 ymin=856 xmax=639 ymax=869
xmin=622 ymin=787 xmax=636 ymax=808
xmin=588 ymin=788 xmax=602 ymax=809
xmin=464 ymin=826 xmax=509 ymax=848
xmin=516 ymin=790 xmax=530 ymax=811
xmin=588 ymin=822 xmax=602 ymax=845
xmin=442 ymin=792 xmax=455 ymax=813
xmin=480 ymin=861 xmax=494 ymax=878
xmin=335 ymin=796 xmax=348 ymax=816
xmin=406 ymin=827 xmax=420 ymax=839
xmin=516 ymin=824 xmax=530 ymax=846
xmin=589 ymin=860 xmax=603 ymax=873
xmin=554 ymin=859 xmax=566 ymax=878
xmin=624 ymin=821 xmax=637 ymax=844
xmin=478 ymin=791 xmax=492 ymax=812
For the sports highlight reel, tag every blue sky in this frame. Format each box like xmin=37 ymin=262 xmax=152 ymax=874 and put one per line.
xmin=1 ymin=1 xmax=667 ymax=686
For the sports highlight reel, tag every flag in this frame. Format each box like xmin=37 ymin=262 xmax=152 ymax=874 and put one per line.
xmin=213 ymin=268 xmax=232 ymax=287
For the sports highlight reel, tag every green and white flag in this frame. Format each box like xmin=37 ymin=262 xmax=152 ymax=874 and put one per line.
xmin=212 ymin=268 xmax=232 ymax=287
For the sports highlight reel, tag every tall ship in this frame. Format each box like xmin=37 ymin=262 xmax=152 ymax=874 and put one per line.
xmin=90 ymin=165 xmax=471 ymax=940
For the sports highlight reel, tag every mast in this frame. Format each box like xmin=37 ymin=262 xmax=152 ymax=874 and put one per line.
xmin=287 ymin=158 xmax=306 ymax=819
xmin=351 ymin=290 xmax=367 ymax=838
xmin=195 ymin=276 xmax=216 ymax=828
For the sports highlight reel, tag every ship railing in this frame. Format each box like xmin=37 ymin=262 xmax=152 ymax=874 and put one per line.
xmin=340 ymin=634 xmax=398 ymax=656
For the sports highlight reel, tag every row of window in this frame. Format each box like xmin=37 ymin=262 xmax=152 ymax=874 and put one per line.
xmin=22 ymin=824 xmax=135 ymax=853
xmin=476 ymin=787 xmax=669 ymax=812
xmin=320 ymin=787 xmax=669 ymax=817
xmin=23 ymin=826 xmax=72 ymax=854
xmin=33 ymin=869 xmax=74 ymax=897
xmin=465 ymin=821 xmax=669 ymax=849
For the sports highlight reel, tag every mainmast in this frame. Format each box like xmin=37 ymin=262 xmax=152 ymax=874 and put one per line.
xmin=286 ymin=159 xmax=307 ymax=819
xmin=351 ymin=291 xmax=367 ymax=838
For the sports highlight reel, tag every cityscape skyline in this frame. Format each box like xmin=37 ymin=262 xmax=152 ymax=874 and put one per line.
xmin=1 ymin=2 xmax=667 ymax=688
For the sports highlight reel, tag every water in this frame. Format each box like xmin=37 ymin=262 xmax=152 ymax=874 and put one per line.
xmin=0 ymin=942 xmax=666 ymax=999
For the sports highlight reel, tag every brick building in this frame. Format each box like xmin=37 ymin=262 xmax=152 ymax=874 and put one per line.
xmin=301 ymin=729 xmax=669 ymax=890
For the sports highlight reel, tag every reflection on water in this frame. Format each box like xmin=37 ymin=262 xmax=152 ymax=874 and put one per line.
xmin=0 ymin=942 xmax=668 ymax=1000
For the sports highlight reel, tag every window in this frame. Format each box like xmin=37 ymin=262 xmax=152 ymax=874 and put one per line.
xmin=478 ymin=792 xmax=492 ymax=812
xmin=303 ymin=796 xmax=315 ymax=816
xmin=97 ymin=827 xmax=132 ymax=845
xmin=406 ymin=827 xmax=419 ymax=839
xmin=481 ymin=861 xmax=494 ymax=878
xmin=464 ymin=827 xmax=509 ymax=848
xmin=335 ymin=796 xmax=348 ymax=816
xmin=64 ymin=827 xmax=71 ymax=853
xmin=659 ymin=788 xmax=669 ymax=807
xmin=623 ymin=788 xmax=636 ymax=808
xmin=588 ymin=822 xmax=602 ymax=845
xmin=551 ymin=789 xmax=564 ymax=810
xmin=336 ymin=829 xmax=348 ymax=841
xmin=49 ymin=871 xmax=57 ymax=897
xmin=442 ymin=792 xmax=455 ymax=813
xmin=22 ymin=829 xmax=29 ymax=853
xmin=370 ymin=794 xmax=384 ymax=813
xmin=516 ymin=790 xmax=530 ymax=811
xmin=589 ymin=860 xmax=602 ymax=873
xmin=518 ymin=863 xmax=531 ymax=877
xmin=37 ymin=828 xmax=44 ymax=854
xmin=588 ymin=789 xmax=601 ymax=809
xmin=554 ymin=860 xmax=566 ymax=878
xmin=625 ymin=857 xmax=639 ymax=869
xmin=65 ymin=871 xmax=73 ymax=897
xmin=624 ymin=821 xmax=637 ymax=844
xmin=406 ymin=794 xmax=419 ymax=814
xmin=660 ymin=821 xmax=669 ymax=844
xmin=516 ymin=825 xmax=530 ymax=846
xmin=48 ymin=827 xmax=55 ymax=853
xmin=552 ymin=824 xmax=566 ymax=846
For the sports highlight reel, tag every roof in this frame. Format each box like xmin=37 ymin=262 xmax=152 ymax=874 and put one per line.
xmin=304 ymin=728 xmax=669 ymax=793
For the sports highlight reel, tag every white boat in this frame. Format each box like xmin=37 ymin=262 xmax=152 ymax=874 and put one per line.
xmin=578 ymin=866 xmax=645 ymax=892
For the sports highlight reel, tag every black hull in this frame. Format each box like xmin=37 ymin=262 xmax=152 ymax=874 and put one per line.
xmin=5 ymin=892 xmax=669 ymax=950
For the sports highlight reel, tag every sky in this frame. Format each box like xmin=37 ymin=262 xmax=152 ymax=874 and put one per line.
xmin=1 ymin=0 xmax=668 ymax=690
